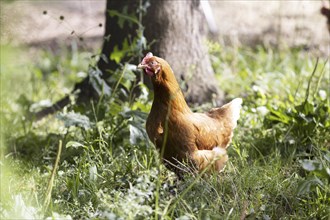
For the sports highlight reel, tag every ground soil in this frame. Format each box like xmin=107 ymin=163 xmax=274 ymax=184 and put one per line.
xmin=1 ymin=0 xmax=329 ymax=55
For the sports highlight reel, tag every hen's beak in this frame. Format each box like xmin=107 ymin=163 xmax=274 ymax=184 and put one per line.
xmin=137 ymin=63 xmax=147 ymax=69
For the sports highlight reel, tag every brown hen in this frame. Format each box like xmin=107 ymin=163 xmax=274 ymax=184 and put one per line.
xmin=138 ymin=52 xmax=242 ymax=174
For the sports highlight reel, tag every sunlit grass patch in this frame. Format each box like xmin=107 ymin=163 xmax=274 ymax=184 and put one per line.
xmin=1 ymin=40 xmax=329 ymax=219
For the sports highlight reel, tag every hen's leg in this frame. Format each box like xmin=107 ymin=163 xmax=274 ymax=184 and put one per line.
xmin=191 ymin=147 xmax=228 ymax=172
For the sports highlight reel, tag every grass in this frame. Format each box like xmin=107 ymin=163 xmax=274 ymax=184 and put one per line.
xmin=0 ymin=40 xmax=329 ymax=219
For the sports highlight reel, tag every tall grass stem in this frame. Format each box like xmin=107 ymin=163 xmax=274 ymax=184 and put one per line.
xmin=43 ymin=140 xmax=63 ymax=214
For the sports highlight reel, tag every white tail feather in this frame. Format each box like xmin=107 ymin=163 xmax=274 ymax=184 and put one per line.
xmin=228 ymin=98 xmax=243 ymax=129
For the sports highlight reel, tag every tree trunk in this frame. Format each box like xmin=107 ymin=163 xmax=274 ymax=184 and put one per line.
xmin=98 ymin=0 xmax=140 ymax=72
xmin=35 ymin=0 xmax=223 ymax=120
xmin=144 ymin=0 xmax=223 ymax=104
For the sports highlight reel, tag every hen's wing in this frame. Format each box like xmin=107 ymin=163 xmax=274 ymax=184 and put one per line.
xmin=190 ymin=98 xmax=242 ymax=150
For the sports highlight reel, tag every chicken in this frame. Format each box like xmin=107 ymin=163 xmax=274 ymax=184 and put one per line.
xmin=138 ymin=52 xmax=242 ymax=173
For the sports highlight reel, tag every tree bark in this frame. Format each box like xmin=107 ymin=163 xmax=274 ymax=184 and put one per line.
xmin=144 ymin=0 xmax=223 ymax=104
xmin=98 ymin=0 xmax=140 ymax=72
xmin=35 ymin=0 xmax=223 ymax=120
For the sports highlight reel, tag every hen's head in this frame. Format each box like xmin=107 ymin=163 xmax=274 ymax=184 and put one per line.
xmin=137 ymin=52 xmax=162 ymax=77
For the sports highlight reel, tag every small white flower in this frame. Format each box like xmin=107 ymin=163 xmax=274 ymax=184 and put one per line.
xmin=252 ymin=85 xmax=259 ymax=92
xmin=77 ymin=71 xmax=87 ymax=78
xmin=318 ymin=90 xmax=327 ymax=100
xmin=260 ymin=204 xmax=266 ymax=211
xmin=89 ymin=165 xmax=98 ymax=181
xmin=256 ymin=106 xmax=269 ymax=116
xmin=58 ymin=170 xmax=64 ymax=176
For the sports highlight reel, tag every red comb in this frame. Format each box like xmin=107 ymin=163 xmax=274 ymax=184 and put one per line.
xmin=145 ymin=52 xmax=153 ymax=58
xmin=141 ymin=52 xmax=153 ymax=64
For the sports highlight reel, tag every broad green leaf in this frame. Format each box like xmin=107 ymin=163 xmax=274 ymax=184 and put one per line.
xmin=110 ymin=45 xmax=125 ymax=64
xmin=108 ymin=9 xmax=139 ymax=29
xmin=89 ymin=67 xmax=111 ymax=97
xmin=267 ymin=109 xmax=291 ymax=124
xmin=129 ymin=124 xmax=142 ymax=145
xmin=57 ymin=112 xmax=91 ymax=130
xmin=297 ymin=176 xmax=324 ymax=195
xmin=109 ymin=102 xmax=122 ymax=116
xmin=301 ymin=159 xmax=317 ymax=171
xmin=295 ymin=101 xmax=314 ymax=115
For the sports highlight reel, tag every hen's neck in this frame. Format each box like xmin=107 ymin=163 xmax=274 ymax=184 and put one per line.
xmin=152 ymin=69 xmax=191 ymax=114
